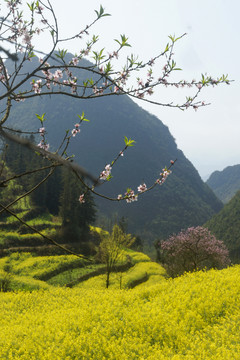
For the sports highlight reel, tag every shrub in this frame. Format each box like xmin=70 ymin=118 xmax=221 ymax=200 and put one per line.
xmin=0 ymin=270 xmax=13 ymax=292
xmin=159 ymin=226 xmax=230 ymax=277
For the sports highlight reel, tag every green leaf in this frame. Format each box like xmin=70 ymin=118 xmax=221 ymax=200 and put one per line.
xmin=77 ymin=113 xmax=89 ymax=122
xmin=115 ymin=34 xmax=131 ymax=48
xmin=124 ymin=136 xmax=136 ymax=147
xmin=94 ymin=5 xmax=111 ymax=19
xmin=27 ymin=2 xmax=35 ymax=11
xmin=164 ymin=43 xmax=169 ymax=52
xmin=35 ymin=113 xmax=46 ymax=122
xmin=106 ymin=174 xmax=113 ymax=181
xmin=56 ymin=49 xmax=67 ymax=60
xmin=104 ymin=61 xmax=113 ymax=74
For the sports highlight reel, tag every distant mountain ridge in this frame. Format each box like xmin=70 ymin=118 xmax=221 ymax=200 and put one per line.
xmin=4 ymin=53 xmax=223 ymax=241
xmin=206 ymin=164 xmax=240 ymax=203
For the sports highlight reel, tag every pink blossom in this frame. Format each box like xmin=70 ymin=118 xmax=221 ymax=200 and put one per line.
xmin=71 ymin=123 xmax=80 ymax=137
xmin=72 ymin=57 xmax=79 ymax=66
xmin=100 ymin=164 xmax=112 ymax=180
xmin=125 ymin=189 xmax=138 ymax=203
xmin=160 ymin=226 xmax=230 ymax=277
xmin=22 ymin=31 xmax=32 ymax=45
xmin=79 ymin=194 xmax=85 ymax=203
xmin=147 ymin=88 xmax=154 ymax=95
xmin=39 ymin=127 xmax=45 ymax=136
xmin=37 ymin=5 xmax=44 ymax=14
xmin=156 ymin=168 xmax=171 ymax=185
xmin=38 ymin=141 xmax=49 ymax=151
xmin=53 ymin=70 xmax=63 ymax=82
xmin=31 ymin=79 xmax=42 ymax=94
xmin=137 ymin=183 xmax=147 ymax=193
xmin=136 ymin=92 xmax=144 ymax=99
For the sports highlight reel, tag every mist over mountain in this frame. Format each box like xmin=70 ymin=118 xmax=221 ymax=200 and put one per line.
xmin=206 ymin=165 xmax=240 ymax=204
xmin=4 ymin=53 xmax=223 ymax=241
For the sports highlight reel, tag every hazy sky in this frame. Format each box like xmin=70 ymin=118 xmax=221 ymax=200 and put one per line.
xmin=33 ymin=1 xmax=240 ymax=179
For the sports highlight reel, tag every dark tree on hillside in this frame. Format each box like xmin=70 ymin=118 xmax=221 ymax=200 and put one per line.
xmin=59 ymin=168 xmax=96 ymax=242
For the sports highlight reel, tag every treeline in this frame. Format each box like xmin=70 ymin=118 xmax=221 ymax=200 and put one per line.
xmin=0 ymin=137 xmax=96 ymax=240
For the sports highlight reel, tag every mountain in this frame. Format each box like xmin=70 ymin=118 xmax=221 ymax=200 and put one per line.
xmin=206 ymin=165 xmax=240 ymax=203
xmin=3 ymin=53 xmax=223 ymax=242
xmin=205 ymin=190 xmax=240 ymax=261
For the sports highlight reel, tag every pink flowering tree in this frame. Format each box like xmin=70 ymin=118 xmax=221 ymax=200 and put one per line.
xmin=158 ymin=226 xmax=230 ymax=277
xmin=0 ymin=1 xmax=230 ymax=256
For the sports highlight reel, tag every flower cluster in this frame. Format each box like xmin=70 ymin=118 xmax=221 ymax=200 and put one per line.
xmin=39 ymin=127 xmax=45 ymax=136
xmin=137 ymin=183 xmax=147 ymax=193
xmin=156 ymin=168 xmax=172 ymax=185
xmin=71 ymin=123 xmax=80 ymax=137
xmin=37 ymin=124 xmax=49 ymax=151
xmin=125 ymin=189 xmax=138 ymax=203
xmin=31 ymin=79 xmax=42 ymax=94
xmin=100 ymin=164 xmax=112 ymax=180
xmin=37 ymin=141 xmax=49 ymax=151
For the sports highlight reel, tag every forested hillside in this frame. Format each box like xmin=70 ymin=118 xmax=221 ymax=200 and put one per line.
xmin=206 ymin=164 xmax=240 ymax=203
xmin=205 ymin=190 xmax=240 ymax=261
xmin=4 ymin=53 xmax=223 ymax=241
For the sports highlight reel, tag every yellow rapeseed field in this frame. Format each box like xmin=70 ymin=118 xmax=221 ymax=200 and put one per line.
xmin=0 ymin=265 xmax=240 ymax=359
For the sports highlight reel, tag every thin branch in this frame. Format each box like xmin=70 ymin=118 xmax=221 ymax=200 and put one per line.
xmin=0 ymin=162 xmax=61 ymax=186
xmin=0 ymin=166 xmax=55 ymax=216
xmin=0 ymin=128 xmax=99 ymax=185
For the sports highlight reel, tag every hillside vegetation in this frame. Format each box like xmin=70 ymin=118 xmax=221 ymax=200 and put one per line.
xmin=206 ymin=164 xmax=240 ymax=203
xmin=0 ymin=256 xmax=239 ymax=359
xmin=205 ymin=190 xmax=240 ymax=261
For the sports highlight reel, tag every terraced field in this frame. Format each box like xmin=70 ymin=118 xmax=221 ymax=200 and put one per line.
xmin=0 ymin=252 xmax=239 ymax=359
